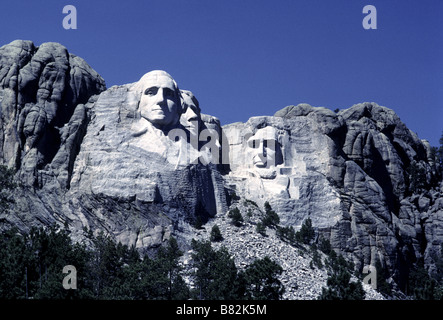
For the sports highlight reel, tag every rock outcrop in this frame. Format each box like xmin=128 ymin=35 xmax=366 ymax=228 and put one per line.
xmin=223 ymin=102 xmax=443 ymax=289
xmin=0 ymin=41 xmax=228 ymax=253
xmin=0 ymin=40 xmax=106 ymax=184
xmin=0 ymin=40 xmax=442 ymax=294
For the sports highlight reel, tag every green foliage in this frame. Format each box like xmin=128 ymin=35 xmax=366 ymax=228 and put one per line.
xmin=210 ymin=224 xmax=223 ymax=242
xmin=1 ymin=228 xmax=288 ymax=300
xmin=228 ymin=207 xmax=243 ymax=227
xmin=310 ymin=245 xmax=323 ymax=269
xmin=190 ymin=240 xmax=284 ymax=300
xmin=374 ymin=259 xmax=392 ymax=296
xmin=407 ymin=261 xmax=439 ymax=300
xmin=0 ymin=228 xmax=30 ymax=299
xmin=318 ymin=267 xmax=365 ymax=300
xmin=276 ymin=225 xmax=296 ymax=244
xmin=261 ymin=201 xmax=280 ymax=228
xmin=264 ymin=201 xmax=272 ymax=212
xmin=87 ymin=231 xmax=129 ymax=299
xmin=318 ymin=249 xmax=365 ymax=300
xmin=318 ymin=237 xmax=332 ymax=255
xmin=295 ymin=218 xmax=315 ymax=245
xmin=324 ymin=251 xmax=354 ymax=273
xmin=403 ymin=244 xmax=443 ymax=299
xmin=229 ymin=191 xmax=240 ymax=202
xmin=0 ymin=226 xmax=92 ymax=299
xmin=243 ymin=256 xmax=285 ymax=300
xmin=256 ymin=222 xmax=266 ymax=236
xmin=190 ymin=239 xmax=240 ymax=299
xmin=433 ymin=243 xmax=443 ymax=284
xmin=0 ymin=226 xmax=190 ymax=300
xmin=193 ymin=216 xmax=204 ymax=230
xmin=142 ymin=237 xmax=189 ymax=300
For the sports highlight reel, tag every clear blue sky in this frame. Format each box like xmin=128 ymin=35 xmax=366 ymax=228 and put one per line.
xmin=1 ymin=0 xmax=442 ymax=146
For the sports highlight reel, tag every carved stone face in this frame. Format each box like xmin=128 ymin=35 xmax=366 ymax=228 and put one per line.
xmin=180 ymin=90 xmax=201 ymax=135
xmin=247 ymin=127 xmax=279 ymax=168
xmin=138 ymin=71 xmax=181 ymax=128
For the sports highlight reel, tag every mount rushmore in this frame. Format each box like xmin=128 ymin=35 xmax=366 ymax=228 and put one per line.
xmin=0 ymin=40 xmax=442 ymax=292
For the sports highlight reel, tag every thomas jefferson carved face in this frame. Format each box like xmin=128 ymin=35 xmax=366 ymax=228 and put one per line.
xmin=138 ymin=71 xmax=181 ymax=129
xmin=247 ymin=126 xmax=280 ymax=169
xmin=180 ymin=90 xmax=201 ymax=135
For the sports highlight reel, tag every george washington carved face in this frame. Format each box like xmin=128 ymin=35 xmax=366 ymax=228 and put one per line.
xmin=137 ymin=70 xmax=182 ymax=130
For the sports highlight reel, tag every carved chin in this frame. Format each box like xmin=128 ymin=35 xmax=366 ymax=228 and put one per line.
xmin=250 ymin=168 xmax=277 ymax=179
xmin=149 ymin=115 xmax=167 ymax=124
xmin=148 ymin=115 xmax=180 ymax=128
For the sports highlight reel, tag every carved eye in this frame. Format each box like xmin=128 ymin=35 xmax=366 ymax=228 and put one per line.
xmin=248 ymin=139 xmax=259 ymax=148
xmin=263 ymin=140 xmax=275 ymax=149
xmin=144 ymin=88 xmax=157 ymax=96
xmin=164 ymin=88 xmax=175 ymax=98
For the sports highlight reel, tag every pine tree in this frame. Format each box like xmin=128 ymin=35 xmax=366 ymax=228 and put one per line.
xmin=155 ymin=237 xmax=189 ymax=300
xmin=276 ymin=226 xmax=296 ymax=244
xmin=295 ymin=218 xmax=315 ymax=245
xmin=256 ymin=222 xmax=267 ymax=236
xmin=29 ymin=226 xmax=91 ymax=299
xmin=318 ymin=237 xmax=332 ymax=255
xmin=228 ymin=207 xmax=243 ymax=227
xmin=318 ymin=251 xmax=365 ymax=300
xmin=374 ymin=259 xmax=392 ymax=296
xmin=261 ymin=202 xmax=280 ymax=228
xmin=318 ymin=267 xmax=365 ymax=300
xmin=210 ymin=224 xmax=223 ymax=242
xmin=86 ymin=231 xmax=130 ymax=299
xmin=190 ymin=239 xmax=239 ymax=299
xmin=407 ymin=261 xmax=438 ymax=300
xmin=0 ymin=228 xmax=27 ymax=298
xmin=244 ymin=256 xmax=285 ymax=300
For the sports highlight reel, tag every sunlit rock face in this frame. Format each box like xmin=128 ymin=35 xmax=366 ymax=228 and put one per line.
xmin=66 ymin=77 xmax=228 ymax=245
xmin=0 ymin=41 xmax=227 ymax=249
xmin=223 ymin=110 xmax=343 ymax=230
xmin=223 ymin=102 xmax=443 ymax=286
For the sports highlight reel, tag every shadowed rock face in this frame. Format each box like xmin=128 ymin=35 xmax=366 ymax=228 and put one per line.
xmin=0 ymin=40 xmax=442 ymax=290
xmin=0 ymin=40 xmax=106 ymax=186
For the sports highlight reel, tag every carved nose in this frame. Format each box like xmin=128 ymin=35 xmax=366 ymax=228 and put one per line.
xmin=155 ymin=89 xmax=166 ymax=105
xmin=260 ymin=142 xmax=267 ymax=157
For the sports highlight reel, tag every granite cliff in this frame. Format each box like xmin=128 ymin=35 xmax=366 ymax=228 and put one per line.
xmin=223 ymin=103 xmax=443 ymax=290
xmin=0 ymin=40 xmax=441 ymax=294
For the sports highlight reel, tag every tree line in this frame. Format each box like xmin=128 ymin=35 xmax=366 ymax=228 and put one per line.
xmin=0 ymin=226 xmax=285 ymax=300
